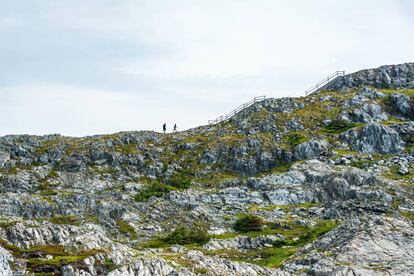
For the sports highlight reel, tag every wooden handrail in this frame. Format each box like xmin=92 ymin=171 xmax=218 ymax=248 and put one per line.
xmin=208 ymin=70 xmax=345 ymax=125
xmin=208 ymin=96 xmax=266 ymax=125
xmin=305 ymin=71 xmax=345 ymax=95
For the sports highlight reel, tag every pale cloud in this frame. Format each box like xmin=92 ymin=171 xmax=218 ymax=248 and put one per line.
xmin=1 ymin=0 xmax=413 ymax=136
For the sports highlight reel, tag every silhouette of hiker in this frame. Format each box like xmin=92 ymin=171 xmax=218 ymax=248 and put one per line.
xmin=173 ymin=124 xmax=177 ymax=132
xmin=163 ymin=123 xmax=166 ymax=133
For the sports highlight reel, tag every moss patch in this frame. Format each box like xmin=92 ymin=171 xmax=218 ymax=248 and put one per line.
xmin=116 ymin=219 xmax=137 ymax=240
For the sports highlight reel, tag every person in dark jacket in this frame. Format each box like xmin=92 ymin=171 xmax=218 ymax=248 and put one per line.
xmin=163 ymin=123 xmax=166 ymax=133
xmin=173 ymin=124 xmax=177 ymax=132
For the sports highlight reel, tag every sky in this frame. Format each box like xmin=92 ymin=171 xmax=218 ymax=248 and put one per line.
xmin=1 ymin=0 xmax=413 ymax=137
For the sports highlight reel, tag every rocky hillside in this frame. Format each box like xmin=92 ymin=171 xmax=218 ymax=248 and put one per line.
xmin=1 ymin=62 xmax=414 ymax=276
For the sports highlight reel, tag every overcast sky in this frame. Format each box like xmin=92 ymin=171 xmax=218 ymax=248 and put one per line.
xmin=1 ymin=0 xmax=413 ymax=136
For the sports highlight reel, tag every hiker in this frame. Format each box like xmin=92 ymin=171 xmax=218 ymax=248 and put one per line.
xmin=173 ymin=124 xmax=177 ymax=132
xmin=163 ymin=123 xmax=166 ymax=133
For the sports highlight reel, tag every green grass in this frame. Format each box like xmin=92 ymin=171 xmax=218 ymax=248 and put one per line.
xmin=0 ymin=241 xmax=105 ymax=272
xmin=207 ymin=219 xmax=338 ymax=268
xmin=165 ymin=173 xmax=192 ymax=189
xmin=379 ymin=88 xmax=414 ymax=97
xmin=39 ymin=189 xmax=58 ymax=196
xmin=267 ymin=161 xmax=295 ymax=175
xmin=114 ymin=143 xmax=139 ymax=155
xmin=93 ymin=167 xmax=118 ymax=175
xmin=103 ymin=258 xmax=118 ymax=272
xmin=321 ymin=120 xmax=356 ymax=134
xmin=0 ymin=220 xmax=17 ymax=228
xmin=383 ymin=164 xmax=413 ymax=181
xmin=116 ymin=219 xmax=137 ymax=240
xmin=284 ymin=132 xmax=308 ymax=147
xmin=250 ymin=202 xmax=321 ymax=212
xmin=49 ymin=215 xmax=80 ymax=226
xmin=401 ymin=211 xmax=414 ymax=225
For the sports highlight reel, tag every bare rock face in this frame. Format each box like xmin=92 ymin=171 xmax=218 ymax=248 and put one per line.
xmin=283 ymin=216 xmax=414 ymax=276
xmin=182 ymin=250 xmax=285 ymax=276
xmin=203 ymin=235 xmax=282 ymax=251
xmin=325 ymin=62 xmax=414 ymax=90
xmin=389 ymin=93 xmax=414 ymax=119
xmin=340 ymin=123 xmax=404 ymax=154
xmin=293 ymin=140 xmax=330 ymax=160
xmin=0 ymin=246 xmax=13 ymax=276
xmin=106 ymin=257 xmax=193 ymax=276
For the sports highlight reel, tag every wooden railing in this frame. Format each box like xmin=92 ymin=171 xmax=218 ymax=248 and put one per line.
xmin=305 ymin=70 xmax=345 ymax=95
xmin=208 ymin=70 xmax=346 ymax=125
xmin=208 ymin=96 xmax=266 ymax=125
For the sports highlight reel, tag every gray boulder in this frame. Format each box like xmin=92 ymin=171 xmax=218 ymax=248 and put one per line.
xmin=389 ymin=93 xmax=413 ymax=118
xmin=0 ymin=151 xmax=10 ymax=168
xmin=351 ymin=103 xmax=388 ymax=123
xmin=294 ymin=140 xmax=330 ymax=160
xmin=285 ymin=119 xmax=304 ymax=131
xmin=341 ymin=123 xmax=404 ymax=154
xmin=0 ymin=246 xmax=12 ymax=276
xmin=357 ymin=87 xmax=385 ymax=99
xmin=200 ymin=151 xmax=217 ymax=165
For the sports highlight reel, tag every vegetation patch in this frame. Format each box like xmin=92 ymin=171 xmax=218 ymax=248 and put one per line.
xmin=250 ymin=202 xmax=321 ymax=212
xmin=135 ymin=172 xmax=192 ymax=202
xmin=142 ymin=222 xmax=210 ymax=248
xmin=272 ymin=220 xmax=337 ymax=247
xmin=49 ymin=215 xmax=80 ymax=226
xmin=134 ymin=182 xmax=178 ymax=202
xmin=103 ymin=258 xmax=118 ymax=271
xmin=165 ymin=172 xmax=192 ymax=189
xmin=383 ymin=164 xmax=413 ymax=181
xmin=161 ymin=223 xmax=210 ymax=245
xmin=284 ymin=132 xmax=308 ymax=147
xmin=209 ymin=219 xmax=338 ymax=268
xmin=401 ymin=211 xmax=414 ymax=225
xmin=0 ymin=220 xmax=17 ymax=228
xmin=116 ymin=219 xmax=137 ymax=240
xmin=322 ymin=119 xmax=356 ymax=134
xmin=114 ymin=143 xmax=139 ymax=155
xmin=234 ymin=214 xmax=264 ymax=233
xmin=0 ymin=240 xmax=106 ymax=273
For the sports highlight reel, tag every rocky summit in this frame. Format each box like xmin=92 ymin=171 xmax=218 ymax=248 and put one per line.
xmin=1 ymin=62 xmax=414 ymax=276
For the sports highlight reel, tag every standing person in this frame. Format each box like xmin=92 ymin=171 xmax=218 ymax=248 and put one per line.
xmin=163 ymin=123 xmax=166 ymax=134
xmin=173 ymin=124 xmax=177 ymax=132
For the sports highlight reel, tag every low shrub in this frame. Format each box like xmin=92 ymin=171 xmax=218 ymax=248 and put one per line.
xmin=165 ymin=173 xmax=191 ymax=189
xmin=135 ymin=182 xmax=177 ymax=202
xmin=162 ymin=223 xmax=210 ymax=245
xmin=135 ymin=173 xmax=192 ymax=202
xmin=234 ymin=214 xmax=264 ymax=233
